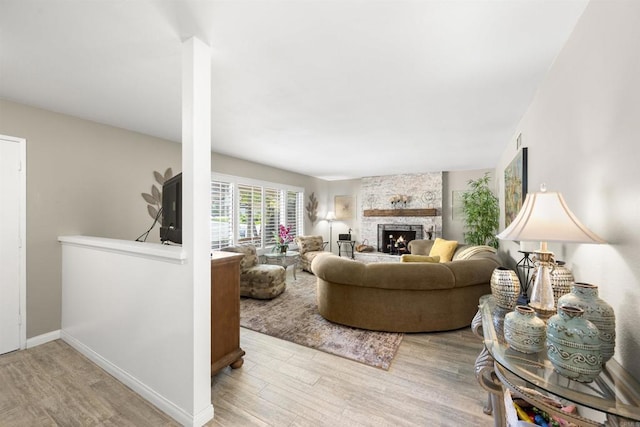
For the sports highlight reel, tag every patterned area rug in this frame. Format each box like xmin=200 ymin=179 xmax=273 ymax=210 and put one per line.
xmin=239 ymin=271 xmax=404 ymax=370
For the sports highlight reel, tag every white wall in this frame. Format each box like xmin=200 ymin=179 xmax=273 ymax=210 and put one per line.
xmin=59 ymin=236 xmax=210 ymax=426
xmin=495 ymin=0 xmax=640 ymax=380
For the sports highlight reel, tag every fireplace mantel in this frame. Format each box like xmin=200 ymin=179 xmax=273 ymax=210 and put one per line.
xmin=363 ymin=208 xmax=437 ymax=217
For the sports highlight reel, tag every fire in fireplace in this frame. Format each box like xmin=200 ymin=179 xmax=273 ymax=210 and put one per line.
xmin=377 ymin=224 xmax=424 ymax=254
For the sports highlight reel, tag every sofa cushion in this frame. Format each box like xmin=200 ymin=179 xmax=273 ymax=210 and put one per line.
xmin=407 ymin=239 xmax=433 ymax=255
xmin=400 ymin=254 xmax=440 ymax=263
xmin=454 ymin=245 xmax=497 ymax=261
xmin=429 ymin=238 xmax=458 ymax=262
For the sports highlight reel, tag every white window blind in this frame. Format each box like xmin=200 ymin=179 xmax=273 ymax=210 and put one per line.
xmin=237 ymin=184 xmax=262 ymax=246
xmin=264 ymin=187 xmax=282 ymax=247
xmin=211 ymin=180 xmax=232 ymax=250
xmin=286 ymin=190 xmax=303 ymax=239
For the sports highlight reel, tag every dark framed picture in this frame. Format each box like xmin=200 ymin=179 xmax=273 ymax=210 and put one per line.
xmin=504 ymin=147 xmax=528 ymax=227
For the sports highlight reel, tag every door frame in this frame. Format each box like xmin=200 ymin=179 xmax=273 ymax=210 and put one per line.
xmin=1 ymin=134 xmax=27 ymax=350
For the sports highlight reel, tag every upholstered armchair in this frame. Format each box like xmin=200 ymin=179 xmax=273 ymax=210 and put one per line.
xmin=294 ymin=235 xmax=328 ymax=273
xmin=220 ymin=245 xmax=286 ymax=299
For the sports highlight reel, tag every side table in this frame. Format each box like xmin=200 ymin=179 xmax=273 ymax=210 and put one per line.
xmin=337 ymin=240 xmax=355 ymax=259
xmin=263 ymin=251 xmax=300 ymax=279
xmin=472 ymin=295 xmax=640 ymax=427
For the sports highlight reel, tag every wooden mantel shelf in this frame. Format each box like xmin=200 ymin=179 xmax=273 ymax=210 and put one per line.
xmin=363 ymin=208 xmax=437 ymax=217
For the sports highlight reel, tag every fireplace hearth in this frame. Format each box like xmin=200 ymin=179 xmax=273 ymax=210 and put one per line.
xmin=378 ymin=224 xmax=424 ymax=254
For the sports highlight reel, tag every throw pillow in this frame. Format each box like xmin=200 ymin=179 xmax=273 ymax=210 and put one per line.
xmin=454 ymin=245 xmax=497 ymax=261
xmin=429 ymin=238 xmax=458 ymax=262
xmin=400 ymin=254 xmax=441 ymax=263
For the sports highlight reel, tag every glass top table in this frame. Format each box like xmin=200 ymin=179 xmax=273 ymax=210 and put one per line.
xmin=262 ymin=251 xmax=300 ymax=280
xmin=474 ymin=294 xmax=640 ymax=426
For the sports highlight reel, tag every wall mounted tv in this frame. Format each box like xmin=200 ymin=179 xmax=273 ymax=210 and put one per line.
xmin=160 ymin=173 xmax=182 ymax=244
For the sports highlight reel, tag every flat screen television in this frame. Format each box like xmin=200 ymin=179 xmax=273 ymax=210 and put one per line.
xmin=160 ymin=173 xmax=182 ymax=244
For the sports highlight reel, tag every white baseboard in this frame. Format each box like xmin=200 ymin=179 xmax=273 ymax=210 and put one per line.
xmin=26 ymin=329 xmax=61 ymax=348
xmin=61 ymin=331 xmax=213 ymax=427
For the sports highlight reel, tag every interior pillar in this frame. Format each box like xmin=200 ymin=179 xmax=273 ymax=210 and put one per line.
xmin=182 ymin=36 xmax=213 ymax=425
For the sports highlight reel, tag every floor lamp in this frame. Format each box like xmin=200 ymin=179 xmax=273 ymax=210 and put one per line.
xmin=326 ymin=211 xmax=336 ymax=252
xmin=497 ymin=185 xmax=605 ymax=318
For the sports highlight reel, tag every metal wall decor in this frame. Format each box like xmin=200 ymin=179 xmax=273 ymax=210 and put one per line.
xmin=306 ymin=192 xmax=318 ymax=222
xmin=141 ymin=167 xmax=173 ymax=222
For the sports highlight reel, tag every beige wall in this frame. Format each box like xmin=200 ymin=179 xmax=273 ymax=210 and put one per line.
xmin=495 ymin=1 xmax=640 ymax=380
xmin=0 ymin=99 xmax=328 ymax=339
xmin=0 ymin=100 xmax=182 ymax=337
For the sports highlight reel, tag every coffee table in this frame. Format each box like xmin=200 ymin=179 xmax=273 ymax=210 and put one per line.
xmin=263 ymin=251 xmax=300 ymax=280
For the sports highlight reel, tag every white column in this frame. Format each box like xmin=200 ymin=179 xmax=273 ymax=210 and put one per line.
xmin=182 ymin=37 xmax=213 ymax=425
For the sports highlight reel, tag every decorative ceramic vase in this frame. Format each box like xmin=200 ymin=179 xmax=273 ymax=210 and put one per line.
xmin=280 ymin=244 xmax=288 ymax=254
xmin=550 ymin=261 xmax=574 ymax=305
xmin=504 ymin=305 xmax=546 ymax=354
xmin=492 ymin=304 xmax=511 ymax=343
xmin=558 ymin=282 xmax=616 ymax=364
xmin=546 ymin=305 xmax=602 ymax=383
xmin=529 ymin=261 xmax=574 ymax=306
xmin=491 ymin=267 xmax=520 ymax=309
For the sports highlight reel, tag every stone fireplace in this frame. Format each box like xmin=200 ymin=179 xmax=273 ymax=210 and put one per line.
xmin=358 ymin=172 xmax=443 ymax=253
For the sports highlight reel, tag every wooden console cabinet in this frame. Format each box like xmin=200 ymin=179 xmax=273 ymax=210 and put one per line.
xmin=210 ymin=251 xmax=245 ymax=376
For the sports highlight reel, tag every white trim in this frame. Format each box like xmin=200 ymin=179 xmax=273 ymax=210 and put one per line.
xmin=58 ymin=235 xmax=187 ymax=264
xmin=1 ymin=135 xmax=27 ymax=351
xmin=212 ymin=171 xmax=304 ymax=193
xmin=26 ymin=329 xmax=61 ymax=348
xmin=62 ymin=331 xmax=211 ymax=427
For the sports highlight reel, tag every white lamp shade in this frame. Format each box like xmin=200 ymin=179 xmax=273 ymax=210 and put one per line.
xmin=497 ymin=190 xmax=605 ymax=244
xmin=325 ymin=211 xmax=336 ymax=221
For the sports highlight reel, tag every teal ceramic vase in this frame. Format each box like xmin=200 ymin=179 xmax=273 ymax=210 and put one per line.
xmin=491 ymin=267 xmax=520 ymax=310
xmin=546 ymin=305 xmax=602 ymax=383
xmin=504 ymin=305 xmax=546 ymax=354
xmin=558 ymin=282 xmax=615 ymax=364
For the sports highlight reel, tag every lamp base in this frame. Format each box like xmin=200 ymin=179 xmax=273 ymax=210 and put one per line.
xmin=528 ymin=302 xmax=556 ymax=320
xmin=529 ymin=250 xmax=557 ymax=320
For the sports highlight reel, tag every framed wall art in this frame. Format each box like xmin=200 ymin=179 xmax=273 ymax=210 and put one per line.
xmin=504 ymin=147 xmax=528 ymax=228
xmin=335 ymin=195 xmax=355 ymax=220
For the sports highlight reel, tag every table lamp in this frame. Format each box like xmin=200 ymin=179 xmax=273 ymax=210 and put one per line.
xmin=497 ymin=184 xmax=605 ymax=318
xmin=326 ymin=211 xmax=336 ymax=252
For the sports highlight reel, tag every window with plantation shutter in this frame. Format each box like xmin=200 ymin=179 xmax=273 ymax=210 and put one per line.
xmin=237 ymin=184 xmax=262 ymax=246
xmin=211 ymin=173 xmax=304 ymax=250
xmin=264 ymin=187 xmax=282 ymax=247
xmin=286 ymin=190 xmax=303 ymax=239
xmin=210 ymin=180 xmax=232 ymax=250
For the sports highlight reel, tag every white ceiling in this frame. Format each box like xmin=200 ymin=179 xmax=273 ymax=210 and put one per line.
xmin=0 ymin=0 xmax=588 ymax=180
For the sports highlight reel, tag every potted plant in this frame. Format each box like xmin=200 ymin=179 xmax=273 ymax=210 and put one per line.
xmin=461 ymin=172 xmax=499 ymax=249
xmin=274 ymin=224 xmax=293 ymax=253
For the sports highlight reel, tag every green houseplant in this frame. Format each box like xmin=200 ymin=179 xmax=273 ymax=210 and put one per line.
xmin=461 ymin=172 xmax=499 ymax=249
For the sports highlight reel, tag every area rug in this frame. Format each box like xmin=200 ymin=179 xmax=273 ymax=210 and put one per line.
xmin=239 ymin=271 xmax=403 ymax=370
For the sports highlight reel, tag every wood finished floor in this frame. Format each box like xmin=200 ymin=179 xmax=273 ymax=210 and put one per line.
xmin=0 ymin=328 xmax=493 ymax=426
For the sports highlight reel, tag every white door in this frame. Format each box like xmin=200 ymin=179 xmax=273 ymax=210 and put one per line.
xmin=0 ymin=135 xmax=26 ymax=354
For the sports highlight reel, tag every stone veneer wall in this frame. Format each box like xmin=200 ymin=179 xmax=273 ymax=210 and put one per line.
xmin=360 ymin=173 xmax=442 ymax=251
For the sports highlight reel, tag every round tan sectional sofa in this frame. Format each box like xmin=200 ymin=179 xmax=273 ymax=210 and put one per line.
xmin=310 ymin=245 xmax=501 ymax=333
